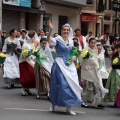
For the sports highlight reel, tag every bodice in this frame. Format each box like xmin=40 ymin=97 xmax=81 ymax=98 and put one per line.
xmin=55 ymin=40 xmax=73 ymax=64
xmin=6 ymin=43 xmax=17 ymax=55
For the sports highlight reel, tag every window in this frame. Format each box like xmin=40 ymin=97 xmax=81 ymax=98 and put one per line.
xmin=43 ymin=14 xmax=52 ymax=33
xmin=58 ymin=16 xmax=68 ymax=35
xmin=104 ymin=0 xmax=107 ymax=10
xmin=109 ymin=0 xmax=112 ymax=10
xmin=87 ymin=0 xmax=93 ymax=5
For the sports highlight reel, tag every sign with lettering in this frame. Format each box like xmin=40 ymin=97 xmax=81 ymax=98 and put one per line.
xmin=81 ymin=14 xmax=98 ymax=22
xmin=3 ymin=0 xmax=31 ymax=8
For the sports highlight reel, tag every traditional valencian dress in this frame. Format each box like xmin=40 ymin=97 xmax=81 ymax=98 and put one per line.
xmin=34 ymin=43 xmax=53 ymax=96
xmin=50 ymin=35 xmax=82 ymax=107
xmin=81 ymin=47 xmax=108 ymax=106
xmin=2 ymin=37 xmax=21 ymax=87
xmin=98 ymin=50 xmax=109 ymax=79
xmin=105 ymin=52 xmax=120 ymax=105
xmin=19 ymin=40 xmax=38 ymax=88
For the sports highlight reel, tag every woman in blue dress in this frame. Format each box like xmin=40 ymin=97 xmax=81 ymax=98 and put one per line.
xmin=47 ymin=21 xmax=83 ymax=116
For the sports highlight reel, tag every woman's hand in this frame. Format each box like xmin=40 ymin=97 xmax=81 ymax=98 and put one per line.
xmin=71 ymin=56 xmax=76 ymax=62
xmin=48 ymin=20 xmax=54 ymax=30
xmin=42 ymin=54 xmax=46 ymax=58
xmin=14 ymin=47 xmax=18 ymax=51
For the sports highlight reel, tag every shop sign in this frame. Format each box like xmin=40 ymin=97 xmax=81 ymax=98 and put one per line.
xmin=81 ymin=14 xmax=97 ymax=22
xmin=3 ymin=0 xmax=32 ymax=8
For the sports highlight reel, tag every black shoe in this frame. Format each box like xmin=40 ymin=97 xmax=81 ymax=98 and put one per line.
xmin=97 ymin=105 xmax=105 ymax=108
xmin=25 ymin=89 xmax=32 ymax=95
xmin=11 ymin=84 xmax=14 ymax=88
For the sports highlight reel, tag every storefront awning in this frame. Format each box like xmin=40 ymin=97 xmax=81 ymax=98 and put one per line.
xmin=43 ymin=0 xmax=87 ymax=7
xmin=2 ymin=4 xmax=46 ymax=14
xmin=81 ymin=14 xmax=98 ymax=22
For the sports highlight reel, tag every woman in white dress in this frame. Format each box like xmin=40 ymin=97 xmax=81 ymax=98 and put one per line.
xmin=2 ymin=29 xmax=21 ymax=88
xmin=95 ymin=33 xmax=102 ymax=44
xmin=97 ymin=44 xmax=109 ymax=87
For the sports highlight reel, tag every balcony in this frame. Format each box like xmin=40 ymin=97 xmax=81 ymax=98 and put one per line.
xmin=43 ymin=0 xmax=87 ymax=8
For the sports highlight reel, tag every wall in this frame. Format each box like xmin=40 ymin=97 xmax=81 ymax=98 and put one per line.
xmin=63 ymin=0 xmax=86 ymax=5
xmin=0 ymin=1 xmax=2 ymax=29
xmin=28 ymin=14 xmax=40 ymax=31
xmin=43 ymin=4 xmax=80 ymax=34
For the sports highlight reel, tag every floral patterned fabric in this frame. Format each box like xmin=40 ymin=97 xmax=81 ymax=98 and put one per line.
xmin=105 ymin=69 xmax=120 ymax=102
xmin=82 ymin=80 xmax=103 ymax=105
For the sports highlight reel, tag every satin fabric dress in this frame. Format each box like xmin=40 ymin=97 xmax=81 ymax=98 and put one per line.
xmin=50 ymin=36 xmax=82 ymax=107
xmin=105 ymin=52 xmax=120 ymax=103
xmin=2 ymin=37 xmax=21 ymax=85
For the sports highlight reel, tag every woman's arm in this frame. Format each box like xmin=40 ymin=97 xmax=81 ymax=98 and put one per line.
xmin=2 ymin=38 xmax=7 ymax=53
xmin=47 ymin=20 xmax=54 ymax=42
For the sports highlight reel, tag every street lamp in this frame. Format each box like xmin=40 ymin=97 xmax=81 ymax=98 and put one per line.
xmin=112 ymin=0 xmax=120 ymax=37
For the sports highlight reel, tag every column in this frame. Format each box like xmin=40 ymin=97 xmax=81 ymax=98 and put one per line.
xmin=19 ymin=12 xmax=26 ymax=30
xmin=40 ymin=14 xmax=43 ymax=29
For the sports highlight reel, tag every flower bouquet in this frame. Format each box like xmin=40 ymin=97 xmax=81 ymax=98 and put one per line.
xmin=0 ymin=53 xmax=6 ymax=64
xmin=32 ymin=49 xmax=47 ymax=67
xmin=81 ymin=50 xmax=94 ymax=60
xmin=67 ymin=47 xmax=80 ymax=66
xmin=112 ymin=57 xmax=119 ymax=65
xmin=21 ymin=49 xmax=32 ymax=58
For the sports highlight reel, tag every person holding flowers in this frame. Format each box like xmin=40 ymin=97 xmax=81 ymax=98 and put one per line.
xmin=19 ymin=30 xmax=38 ymax=96
xmin=47 ymin=20 xmax=83 ymax=116
xmin=2 ymin=29 xmax=21 ymax=88
xmin=0 ymin=53 xmax=6 ymax=64
xmin=105 ymin=43 xmax=120 ymax=107
xmin=81 ymin=37 xmax=108 ymax=108
xmin=34 ymin=37 xmax=53 ymax=99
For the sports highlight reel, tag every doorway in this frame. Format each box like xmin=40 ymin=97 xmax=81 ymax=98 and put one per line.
xmin=58 ymin=16 xmax=68 ymax=35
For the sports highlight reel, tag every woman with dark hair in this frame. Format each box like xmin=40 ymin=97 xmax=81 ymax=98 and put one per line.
xmin=47 ymin=21 xmax=82 ymax=116
xmin=81 ymin=37 xmax=108 ymax=108
xmin=97 ymin=44 xmax=108 ymax=87
xmin=105 ymin=43 xmax=120 ymax=107
xmin=38 ymin=29 xmax=47 ymax=42
xmin=95 ymin=33 xmax=102 ymax=44
xmin=19 ymin=30 xmax=38 ymax=96
xmin=34 ymin=37 xmax=53 ymax=99
xmin=53 ymin=33 xmax=59 ymax=38
xmin=18 ymin=29 xmax=28 ymax=46
xmin=2 ymin=29 xmax=21 ymax=88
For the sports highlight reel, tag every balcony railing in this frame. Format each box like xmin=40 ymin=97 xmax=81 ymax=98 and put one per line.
xmin=86 ymin=0 xmax=93 ymax=5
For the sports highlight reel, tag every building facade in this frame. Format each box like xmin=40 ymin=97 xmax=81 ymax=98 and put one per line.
xmin=1 ymin=0 xmax=45 ymax=34
xmin=41 ymin=0 xmax=87 ymax=35
xmin=81 ymin=0 xmax=115 ymax=36
xmin=0 ymin=0 xmax=87 ymax=35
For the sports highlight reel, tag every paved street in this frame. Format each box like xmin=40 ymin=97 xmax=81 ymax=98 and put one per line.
xmin=0 ymin=58 xmax=119 ymax=120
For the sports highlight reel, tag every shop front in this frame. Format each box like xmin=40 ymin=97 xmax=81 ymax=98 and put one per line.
xmin=81 ymin=14 xmax=98 ymax=36
xmin=2 ymin=0 xmax=45 ymax=34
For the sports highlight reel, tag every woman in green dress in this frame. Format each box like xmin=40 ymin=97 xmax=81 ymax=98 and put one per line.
xmin=105 ymin=43 xmax=120 ymax=103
